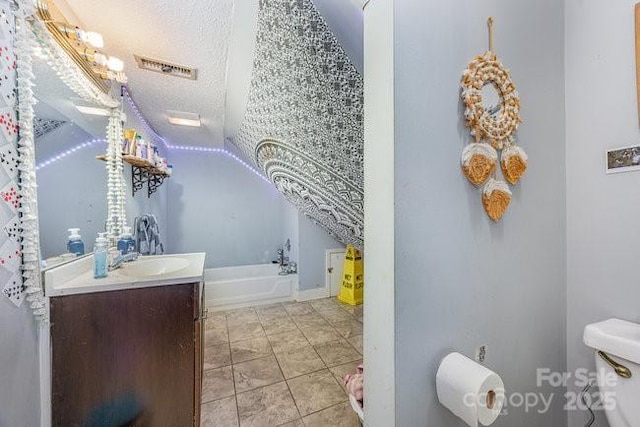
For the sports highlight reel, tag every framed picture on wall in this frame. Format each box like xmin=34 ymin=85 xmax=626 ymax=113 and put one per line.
xmin=605 ymin=144 xmax=640 ymax=174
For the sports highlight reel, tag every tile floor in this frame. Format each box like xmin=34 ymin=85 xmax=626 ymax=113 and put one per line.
xmin=201 ymin=298 xmax=363 ymax=427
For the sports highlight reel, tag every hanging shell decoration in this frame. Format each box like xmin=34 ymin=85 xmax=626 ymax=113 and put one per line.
xmin=461 ymin=51 xmax=521 ymax=150
xmin=459 ymin=18 xmax=527 ymax=222
xmin=461 ymin=142 xmax=497 ymax=186
xmin=501 ymin=145 xmax=528 ymax=185
xmin=482 ymin=178 xmax=512 ymax=222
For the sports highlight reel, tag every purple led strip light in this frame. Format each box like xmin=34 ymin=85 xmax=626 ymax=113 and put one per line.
xmin=121 ymin=86 xmax=271 ymax=184
xmin=121 ymin=86 xmax=168 ymax=149
xmin=167 ymin=145 xmax=271 ymax=184
xmin=36 ymin=138 xmax=106 ymax=170
xmin=37 ymin=90 xmax=271 ymax=184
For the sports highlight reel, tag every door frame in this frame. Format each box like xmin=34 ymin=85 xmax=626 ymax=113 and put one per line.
xmin=363 ymin=0 xmax=396 ymax=425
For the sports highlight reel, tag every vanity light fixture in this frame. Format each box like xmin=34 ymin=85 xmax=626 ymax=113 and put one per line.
xmin=95 ymin=69 xmax=128 ymax=84
xmin=78 ymin=48 xmax=107 ymax=67
xmin=167 ymin=110 xmax=201 ymax=127
xmin=106 ymin=56 xmax=124 ymax=72
xmin=77 ymin=49 xmax=123 ymax=73
xmin=56 ymin=23 xmax=104 ymax=49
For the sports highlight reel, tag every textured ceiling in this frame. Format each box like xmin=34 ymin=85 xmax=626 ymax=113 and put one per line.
xmin=63 ymin=0 xmax=234 ymax=147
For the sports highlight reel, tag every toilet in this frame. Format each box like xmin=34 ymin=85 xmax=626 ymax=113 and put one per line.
xmin=583 ymin=318 xmax=640 ymax=427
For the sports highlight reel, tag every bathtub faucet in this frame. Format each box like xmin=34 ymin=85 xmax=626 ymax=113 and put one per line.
xmin=277 ymin=239 xmax=296 ymax=275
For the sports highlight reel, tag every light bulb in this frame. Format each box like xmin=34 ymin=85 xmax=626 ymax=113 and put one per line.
xmin=93 ymin=52 xmax=108 ymax=67
xmin=107 ymin=56 xmax=124 ymax=72
xmin=79 ymin=30 xmax=104 ymax=49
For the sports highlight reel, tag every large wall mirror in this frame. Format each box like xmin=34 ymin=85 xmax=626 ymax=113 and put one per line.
xmin=17 ymin=0 xmax=126 ymax=321
xmin=33 ymin=56 xmax=111 ymax=262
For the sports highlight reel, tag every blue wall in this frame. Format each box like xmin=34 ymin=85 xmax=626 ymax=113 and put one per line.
xmin=392 ymin=0 xmax=567 ymax=425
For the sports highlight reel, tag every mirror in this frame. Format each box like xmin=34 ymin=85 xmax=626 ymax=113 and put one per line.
xmin=481 ymin=82 xmax=502 ymax=118
xmin=18 ymin=3 xmax=126 ymax=281
xmin=33 ymin=56 xmax=110 ymax=265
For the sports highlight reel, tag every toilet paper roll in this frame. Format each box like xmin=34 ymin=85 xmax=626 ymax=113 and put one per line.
xmin=436 ymin=352 xmax=505 ymax=427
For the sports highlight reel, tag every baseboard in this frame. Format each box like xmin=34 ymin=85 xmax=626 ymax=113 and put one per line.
xmin=296 ymin=286 xmax=330 ymax=301
xmin=206 ymin=295 xmax=295 ymax=312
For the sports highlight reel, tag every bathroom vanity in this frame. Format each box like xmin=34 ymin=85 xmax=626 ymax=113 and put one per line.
xmin=44 ymin=253 xmax=206 ymax=427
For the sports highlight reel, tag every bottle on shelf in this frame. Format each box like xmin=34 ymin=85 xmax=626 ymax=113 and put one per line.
xmin=135 ymin=136 xmax=145 ymax=159
xmin=147 ymin=141 xmax=154 ymax=162
xmin=123 ymin=129 xmax=137 ymax=154
xmin=66 ymin=228 xmax=85 ymax=256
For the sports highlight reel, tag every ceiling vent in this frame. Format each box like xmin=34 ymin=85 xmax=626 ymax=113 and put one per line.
xmin=134 ymin=55 xmax=197 ymax=80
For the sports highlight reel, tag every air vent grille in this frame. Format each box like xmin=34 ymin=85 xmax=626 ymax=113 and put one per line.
xmin=134 ymin=55 xmax=197 ymax=80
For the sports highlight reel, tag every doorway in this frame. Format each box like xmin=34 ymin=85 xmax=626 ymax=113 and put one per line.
xmin=326 ymin=249 xmax=347 ymax=296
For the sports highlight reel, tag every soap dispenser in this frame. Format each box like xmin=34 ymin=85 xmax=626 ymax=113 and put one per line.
xmin=117 ymin=226 xmax=136 ymax=255
xmin=94 ymin=232 xmax=109 ymax=279
xmin=66 ymin=228 xmax=85 ymax=256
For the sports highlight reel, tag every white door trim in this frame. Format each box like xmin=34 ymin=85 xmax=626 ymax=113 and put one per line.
xmin=325 ymin=248 xmax=347 ymax=297
xmin=364 ymin=0 xmax=395 ymax=424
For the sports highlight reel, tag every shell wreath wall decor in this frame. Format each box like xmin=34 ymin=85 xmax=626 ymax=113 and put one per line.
xmin=460 ymin=17 xmax=527 ymax=222
xmin=233 ymin=0 xmax=364 ymax=249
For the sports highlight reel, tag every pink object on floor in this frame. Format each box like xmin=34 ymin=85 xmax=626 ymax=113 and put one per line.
xmin=344 ymin=364 xmax=364 ymax=403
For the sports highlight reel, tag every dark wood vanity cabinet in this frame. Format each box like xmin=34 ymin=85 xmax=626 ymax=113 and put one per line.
xmin=50 ymin=283 xmax=204 ymax=427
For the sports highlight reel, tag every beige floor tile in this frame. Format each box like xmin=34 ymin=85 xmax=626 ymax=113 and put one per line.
xmin=231 ymin=337 xmax=273 ymax=364
xmin=204 ymin=343 xmax=232 ymax=370
xmin=291 ymin=313 xmax=329 ymax=329
xmin=274 ymin=346 xmax=326 ymax=379
xmin=261 ymin=316 xmax=299 ymax=336
xmin=334 ymin=301 xmax=358 ymax=314
xmin=268 ymin=329 xmax=311 ymax=354
xmin=228 ymin=321 xmax=266 ymax=343
xmin=299 ymin=325 xmax=342 ymax=346
xmin=202 ymin=366 xmax=235 ymax=403
xmin=313 ymin=339 xmax=362 ymax=367
xmin=200 ymin=396 xmax=238 ymax=427
xmin=205 ymin=326 xmax=229 ymax=346
xmin=287 ymin=369 xmax=347 ymax=416
xmin=282 ymin=302 xmax=315 ymax=316
xmin=225 ymin=308 xmax=259 ymax=324
xmin=236 ymin=382 xmax=299 ymax=427
xmin=331 ymin=319 xmax=363 ymax=338
xmin=328 ymin=360 xmax=363 ymax=393
xmin=256 ymin=304 xmax=289 ymax=321
xmin=233 ymin=355 xmax=284 ymax=393
xmin=309 ymin=298 xmax=338 ymax=311
xmin=302 ymin=401 xmax=361 ymax=427
xmin=316 ymin=308 xmax=353 ymax=323
xmin=347 ymin=335 xmax=363 ymax=355
xmin=205 ymin=313 xmax=227 ymax=329
xmin=278 ymin=419 xmax=304 ymax=427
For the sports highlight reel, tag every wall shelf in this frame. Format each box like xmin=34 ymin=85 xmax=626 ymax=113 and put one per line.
xmin=97 ymin=154 xmax=170 ymax=198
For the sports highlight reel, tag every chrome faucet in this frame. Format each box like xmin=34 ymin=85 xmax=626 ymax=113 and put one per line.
xmin=277 ymin=239 xmax=296 ymax=275
xmin=109 ymin=252 xmax=139 ymax=271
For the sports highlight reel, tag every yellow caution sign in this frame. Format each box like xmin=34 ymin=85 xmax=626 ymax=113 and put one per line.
xmin=337 ymin=245 xmax=363 ymax=306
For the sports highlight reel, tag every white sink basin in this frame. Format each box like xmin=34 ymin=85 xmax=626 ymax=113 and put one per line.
xmin=44 ymin=252 xmax=206 ymax=297
xmin=119 ymin=257 xmax=190 ymax=278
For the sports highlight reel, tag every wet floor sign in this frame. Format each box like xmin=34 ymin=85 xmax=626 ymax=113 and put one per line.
xmin=337 ymin=245 xmax=363 ymax=306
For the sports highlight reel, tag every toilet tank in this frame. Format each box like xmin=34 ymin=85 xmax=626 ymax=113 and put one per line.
xmin=584 ymin=318 xmax=640 ymax=427
xmin=584 ymin=318 xmax=640 ymax=364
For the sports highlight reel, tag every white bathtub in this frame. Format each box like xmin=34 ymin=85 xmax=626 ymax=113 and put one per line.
xmin=204 ymin=263 xmax=299 ymax=311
